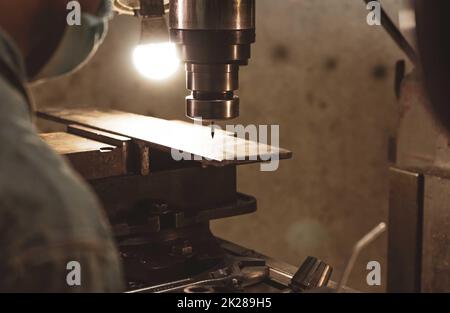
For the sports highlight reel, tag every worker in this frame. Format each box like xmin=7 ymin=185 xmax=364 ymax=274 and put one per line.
xmin=0 ymin=0 xmax=123 ymax=292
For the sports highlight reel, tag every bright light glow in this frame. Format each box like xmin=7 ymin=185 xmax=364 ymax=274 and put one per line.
xmin=132 ymin=42 xmax=180 ymax=80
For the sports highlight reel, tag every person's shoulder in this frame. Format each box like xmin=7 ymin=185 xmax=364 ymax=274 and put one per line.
xmin=0 ymin=104 xmax=111 ymax=244
xmin=0 ymin=74 xmax=29 ymax=117
xmin=0 ymin=114 xmax=124 ymax=291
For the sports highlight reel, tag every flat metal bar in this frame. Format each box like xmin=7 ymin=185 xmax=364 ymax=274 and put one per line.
xmin=41 ymin=132 xmax=128 ymax=179
xmin=40 ymin=132 xmax=115 ymax=155
xmin=67 ymin=124 xmax=131 ymax=147
xmin=422 ymin=169 xmax=450 ymax=292
xmin=66 ymin=125 xmax=152 ymax=176
xmin=37 ymin=108 xmax=292 ymax=166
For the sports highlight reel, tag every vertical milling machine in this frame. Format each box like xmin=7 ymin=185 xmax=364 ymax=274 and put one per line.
xmin=170 ymin=0 xmax=255 ymax=122
xmin=115 ymin=0 xmax=256 ymax=122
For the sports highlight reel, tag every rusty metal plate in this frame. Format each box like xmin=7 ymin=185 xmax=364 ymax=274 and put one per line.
xmin=37 ymin=108 xmax=292 ymax=166
xmin=67 ymin=124 xmax=153 ymax=176
xmin=40 ymin=132 xmax=114 ymax=155
xmin=40 ymin=132 xmax=128 ymax=180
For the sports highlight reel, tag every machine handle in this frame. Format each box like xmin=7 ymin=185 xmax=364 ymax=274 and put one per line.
xmin=290 ymin=256 xmax=333 ymax=292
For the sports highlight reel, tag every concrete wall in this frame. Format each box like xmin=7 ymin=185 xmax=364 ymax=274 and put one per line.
xmin=32 ymin=0 xmax=409 ymax=291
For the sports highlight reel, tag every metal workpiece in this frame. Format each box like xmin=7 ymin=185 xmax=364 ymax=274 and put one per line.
xmin=184 ymin=58 xmax=242 ymax=120
xmin=168 ymin=0 xmax=256 ymax=121
xmin=185 ymin=63 xmax=240 ymax=120
xmin=37 ymin=108 xmax=292 ymax=165
xmin=388 ymin=167 xmax=423 ymax=293
xmin=139 ymin=0 xmax=165 ymax=17
xmin=170 ymin=30 xmax=254 ymax=62
xmin=40 ymin=131 xmax=129 ymax=180
xmin=388 ymin=166 xmax=450 ymax=292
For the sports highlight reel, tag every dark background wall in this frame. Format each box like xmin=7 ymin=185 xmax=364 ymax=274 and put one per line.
xmin=32 ymin=0 xmax=409 ymax=291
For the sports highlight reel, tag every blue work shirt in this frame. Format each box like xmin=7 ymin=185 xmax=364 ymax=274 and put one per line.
xmin=0 ymin=29 xmax=124 ymax=292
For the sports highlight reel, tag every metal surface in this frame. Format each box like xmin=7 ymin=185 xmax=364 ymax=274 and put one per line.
xmin=169 ymin=0 xmax=256 ymax=121
xmin=68 ymin=124 xmax=151 ymax=176
xmin=186 ymin=63 xmax=240 ymax=120
xmin=388 ymin=166 xmax=450 ymax=292
xmin=125 ymin=238 xmax=355 ymax=293
xmin=129 ymin=253 xmax=270 ymax=293
xmin=187 ymin=64 xmax=239 ymax=93
xmin=169 ymin=0 xmax=255 ymax=30
xmin=37 ymin=108 xmax=291 ymax=166
xmin=120 ymin=223 xmax=227 ymax=287
xmin=421 ymin=169 xmax=450 ymax=292
xmin=290 ymin=256 xmax=332 ymax=292
xmin=219 ymin=240 xmax=297 ymax=288
xmin=68 ymin=124 xmax=131 ymax=147
xmin=40 ymin=132 xmax=128 ymax=180
xmin=90 ymin=165 xmax=238 ymax=219
xmin=388 ymin=167 xmax=423 ymax=292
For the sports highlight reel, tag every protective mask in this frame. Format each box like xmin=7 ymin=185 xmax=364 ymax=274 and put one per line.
xmin=33 ymin=0 xmax=112 ymax=82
